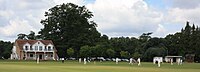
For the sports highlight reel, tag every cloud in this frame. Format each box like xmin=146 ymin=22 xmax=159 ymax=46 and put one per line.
xmin=0 ymin=18 xmax=37 ymax=41
xmin=0 ymin=18 xmax=35 ymax=36
xmin=0 ymin=0 xmax=54 ymax=41
xmin=166 ymin=8 xmax=200 ymax=25
xmin=166 ymin=0 xmax=200 ymax=9
xmin=153 ymin=24 xmax=167 ymax=37
xmin=0 ymin=0 xmax=166 ymax=41
xmin=164 ymin=0 xmax=200 ymax=27
xmin=53 ymin=0 xmax=85 ymax=5
xmin=1 ymin=0 xmax=200 ymax=42
xmin=0 ymin=0 xmax=88 ymax=41
xmin=87 ymin=0 xmax=163 ymax=37
xmin=0 ymin=10 xmax=14 ymax=19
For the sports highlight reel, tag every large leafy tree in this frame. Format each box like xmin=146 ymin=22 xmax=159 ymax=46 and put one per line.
xmin=17 ymin=31 xmax=38 ymax=40
xmin=109 ymin=37 xmax=141 ymax=58
xmin=39 ymin=3 xmax=101 ymax=57
xmin=120 ymin=51 xmax=129 ymax=58
xmin=138 ymin=32 xmax=152 ymax=54
xmin=164 ymin=21 xmax=200 ymax=62
xmin=106 ymin=49 xmax=115 ymax=58
xmin=132 ymin=52 xmax=141 ymax=59
xmin=79 ymin=45 xmax=92 ymax=58
xmin=27 ymin=31 xmax=36 ymax=40
xmin=17 ymin=33 xmax=27 ymax=39
xmin=141 ymin=37 xmax=167 ymax=61
xmin=143 ymin=47 xmax=166 ymax=61
xmin=0 ymin=41 xmax=13 ymax=59
xmin=67 ymin=48 xmax=74 ymax=57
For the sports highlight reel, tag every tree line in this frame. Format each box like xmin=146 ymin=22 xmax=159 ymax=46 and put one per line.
xmin=1 ymin=3 xmax=200 ymax=62
xmin=0 ymin=41 xmax=12 ymax=59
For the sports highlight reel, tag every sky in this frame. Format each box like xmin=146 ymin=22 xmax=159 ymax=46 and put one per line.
xmin=0 ymin=0 xmax=200 ymax=42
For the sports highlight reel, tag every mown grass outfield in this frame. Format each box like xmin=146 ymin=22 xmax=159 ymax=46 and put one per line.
xmin=0 ymin=60 xmax=200 ymax=72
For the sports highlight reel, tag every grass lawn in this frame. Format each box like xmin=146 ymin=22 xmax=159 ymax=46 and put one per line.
xmin=0 ymin=60 xmax=200 ymax=72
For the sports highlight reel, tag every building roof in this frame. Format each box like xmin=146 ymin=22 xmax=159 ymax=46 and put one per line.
xmin=165 ymin=56 xmax=182 ymax=58
xmin=15 ymin=39 xmax=54 ymax=49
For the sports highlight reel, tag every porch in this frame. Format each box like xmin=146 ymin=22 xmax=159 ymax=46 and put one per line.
xmin=25 ymin=52 xmax=55 ymax=60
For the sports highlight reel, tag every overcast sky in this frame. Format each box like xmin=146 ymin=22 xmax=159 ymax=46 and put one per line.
xmin=1 ymin=0 xmax=200 ymax=42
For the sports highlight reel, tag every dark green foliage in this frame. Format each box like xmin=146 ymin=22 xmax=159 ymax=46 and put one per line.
xmin=17 ymin=31 xmax=38 ymax=40
xmin=17 ymin=33 xmax=26 ymax=39
xmin=132 ymin=52 xmax=141 ymax=59
xmin=39 ymin=3 xmax=101 ymax=58
xmin=120 ymin=51 xmax=129 ymax=58
xmin=27 ymin=31 xmax=36 ymax=40
xmin=79 ymin=45 xmax=92 ymax=57
xmin=0 ymin=41 xmax=13 ymax=59
xmin=165 ymin=21 xmax=200 ymax=62
xmin=109 ymin=37 xmax=141 ymax=58
xmin=67 ymin=48 xmax=74 ymax=57
xmin=140 ymin=37 xmax=167 ymax=61
xmin=93 ymin=45 xmax=107 ymax=57
xmin=2 ymin=3 xmax=199 ymax=62
xmin=106 ymin=49 xmax=115 ymax=58
xmin=143 ymin=47 xmax=166 ymax=61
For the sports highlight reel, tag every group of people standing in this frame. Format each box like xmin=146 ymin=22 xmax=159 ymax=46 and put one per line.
xmin=77 ymin=57 xmax=141 ymax=66
xmin=128 ymin=58 xmax=141 ymax=66
xmin=58 ymin=57 xmax=183 ymax=68
xmin=170 ymin=58 xmax=183 ymax=65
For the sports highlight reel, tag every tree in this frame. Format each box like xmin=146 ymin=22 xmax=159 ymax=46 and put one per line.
xmin=17 ymin=33 xmax=26 ymax=39
xmin=139 ymin=32 xmax=152 ymax=43
xmin=143 ymin=47 xmax=166 ymax=61
xmin=67 ymin=48 xmax=74 ymax=57
xmin=143 ymin=37 xmax=167 ymax=49
xmin=93 ymin=45 xmax=107 ymax=57
xmin=138 ymin=32 xmax=152 ymax=54
xmin=39 ymin=3 xmax=101 ymax=58
xmin=182 ymin=21 xmax=192 ymax=54
xmin=79 ymin=45 xmax=92 ymax=57
xmin=0 ymin=41 xmax=13 ymax=59
xmin=17 ymin=31 xmax=38 ymax=40
xmin=27 ymin=31 xmax=36 ymax=40
xmin=120 ymin=51 xmax=129 ymax=58
xmin=132 ymin=52 xmax=141 ymax=59
xmin=106 ymin=49 xmax=115 ymax=58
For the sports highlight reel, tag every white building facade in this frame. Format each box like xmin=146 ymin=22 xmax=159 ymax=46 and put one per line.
xmin=153 ymin=57 xmax=163 ymax=64
xmin=165 ymin=56 xmax=182 ymax=63
xmin=10 ymin=39 xmax=58 ymax=60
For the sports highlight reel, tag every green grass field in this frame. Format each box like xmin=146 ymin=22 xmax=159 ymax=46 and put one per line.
xmin=0 ymin=60 xmax=200 ymax=72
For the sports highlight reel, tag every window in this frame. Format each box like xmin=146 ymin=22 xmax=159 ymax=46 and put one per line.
xmin=44 ymin=47 xmax=47 ymax=51
xmin=39 ymin=46 xmax=42 ymax=51
xmin=35 ymin=46 xmax=38 ymax=50
xmin=25 ymin=46 xmax=28 ymax=50
xmin=48 ymin=46 xmax=51 ymax=51
xmin=50 ymin=54 xmax=53 ymax=57
xmin=30 ymin=46 xmax=33 ymax=50
xmin=30 ymin=54 xmax=33 ymax=57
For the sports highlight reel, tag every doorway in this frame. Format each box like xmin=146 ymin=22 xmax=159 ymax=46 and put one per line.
xmin=173 ymin=57 xmax=176 ymax=62
xmin=39 ymin=54 xmax=43 ymax=59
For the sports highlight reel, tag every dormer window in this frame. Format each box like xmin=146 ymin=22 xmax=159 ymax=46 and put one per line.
xmin=25 ymin=46 xmax=28 ymax=50
xmin=44 ymin=47 xmax=47 ymax=51
xmin=30 ymin=46 xmax=33 ymax=50
xmin=48 ymin=46 xmax=51 ymax=51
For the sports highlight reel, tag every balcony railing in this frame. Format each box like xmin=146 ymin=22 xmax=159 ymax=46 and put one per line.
xmin=24 ymin=49 xmax=54 ymax=52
